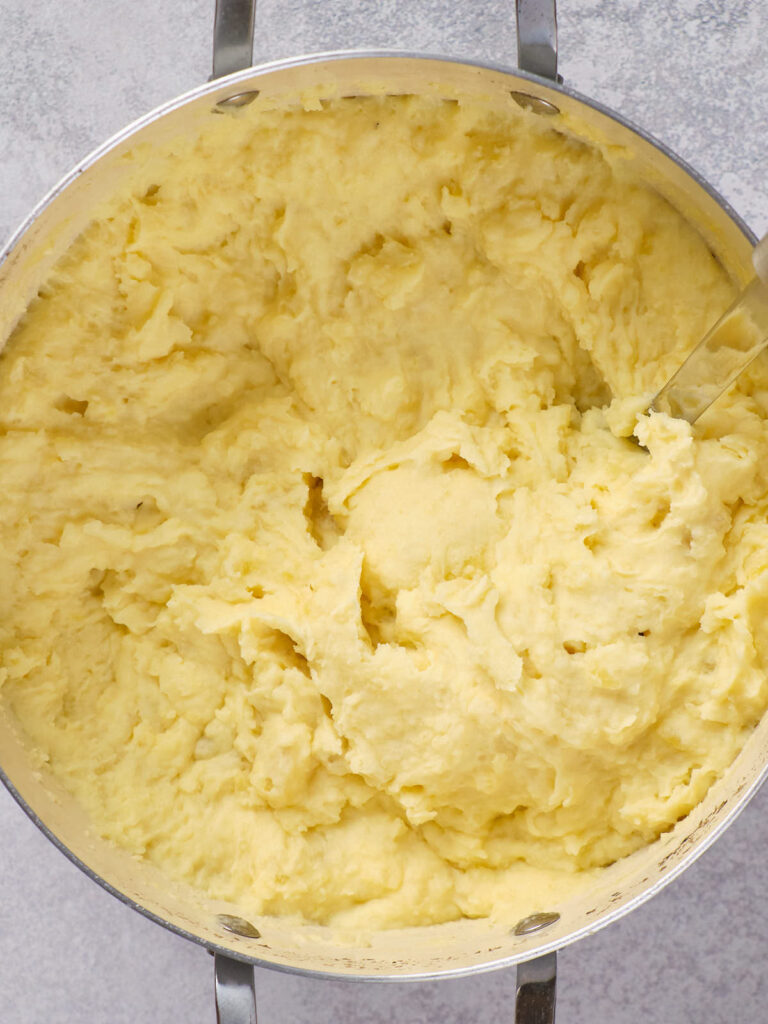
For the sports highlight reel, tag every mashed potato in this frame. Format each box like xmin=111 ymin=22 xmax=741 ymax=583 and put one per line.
xmin=1 ymin=93 xmax=767 ymax=929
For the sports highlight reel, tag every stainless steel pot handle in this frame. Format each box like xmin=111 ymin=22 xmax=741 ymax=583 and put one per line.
xmin=516 ymin=0 xmax=559 ymax=80
xmin=212 ymin=0 xmax=255 ymax=79
xmin=212 ymin=951 xmax=558 ymax=1023
xmin=211 ymin=0 xmax=559 ymax=82
xmin=214 ymin=953 xmax=258 ymax=1024
xmin=517 ymin=953 xmax=558 ymax=1024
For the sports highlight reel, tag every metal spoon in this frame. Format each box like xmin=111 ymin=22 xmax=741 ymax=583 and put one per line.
xmin=649 ymin=231 xmax=768 ymax=423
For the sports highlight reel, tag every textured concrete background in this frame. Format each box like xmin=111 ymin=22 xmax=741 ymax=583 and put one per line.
xmin=1 ymin=2 xmax=767 ymax=1021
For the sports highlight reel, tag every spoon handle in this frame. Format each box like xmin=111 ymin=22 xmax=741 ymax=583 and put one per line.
xmin=650 ymin=232 xmax=768 ymax=424
xmin=754 ymin=231 xmax=768 ymax=286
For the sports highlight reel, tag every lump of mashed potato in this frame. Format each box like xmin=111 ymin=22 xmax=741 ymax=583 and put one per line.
xmin=1 ymin=93 xmax=767 ymax=929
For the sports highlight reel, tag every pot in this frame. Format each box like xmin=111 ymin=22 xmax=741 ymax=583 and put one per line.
xmin=0 ymin=2 xmax=765 ymax=1020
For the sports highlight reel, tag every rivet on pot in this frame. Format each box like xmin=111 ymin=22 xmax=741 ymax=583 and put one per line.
xmin=510 ymin=91 xmax=560 ymax=117
xmin=215 ymin=90 xmax=260 ymax=110
xmin=513 ymin=911 xmax=561 ymax=936
xmin=217 ymin=913 xmax=262 ymax=939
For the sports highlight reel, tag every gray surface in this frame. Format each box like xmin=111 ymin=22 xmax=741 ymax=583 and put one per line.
xmin=1 ymin=1 xmax=767 ymax=1021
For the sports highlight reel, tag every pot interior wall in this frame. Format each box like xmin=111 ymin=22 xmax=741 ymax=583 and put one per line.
xmin=0 ymin=54 xmax=762 ymax=979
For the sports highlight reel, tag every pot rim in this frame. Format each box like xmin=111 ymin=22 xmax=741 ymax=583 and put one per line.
xmin=0 ymin=48 xmax=758 ymax=264
xmin=0 ymin=47 xmax=763 ymax=982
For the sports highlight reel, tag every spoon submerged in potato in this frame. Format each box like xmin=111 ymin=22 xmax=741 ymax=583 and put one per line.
xmin=650 ymin=231 xmax=768 ymax=423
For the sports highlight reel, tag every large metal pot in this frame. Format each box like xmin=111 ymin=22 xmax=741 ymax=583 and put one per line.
xmin=0 ymin=2 xmax=765 ymax=1020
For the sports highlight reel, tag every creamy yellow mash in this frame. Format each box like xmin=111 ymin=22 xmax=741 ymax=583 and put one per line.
xmin=1 ymin=94 xmax=767 ymax=929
